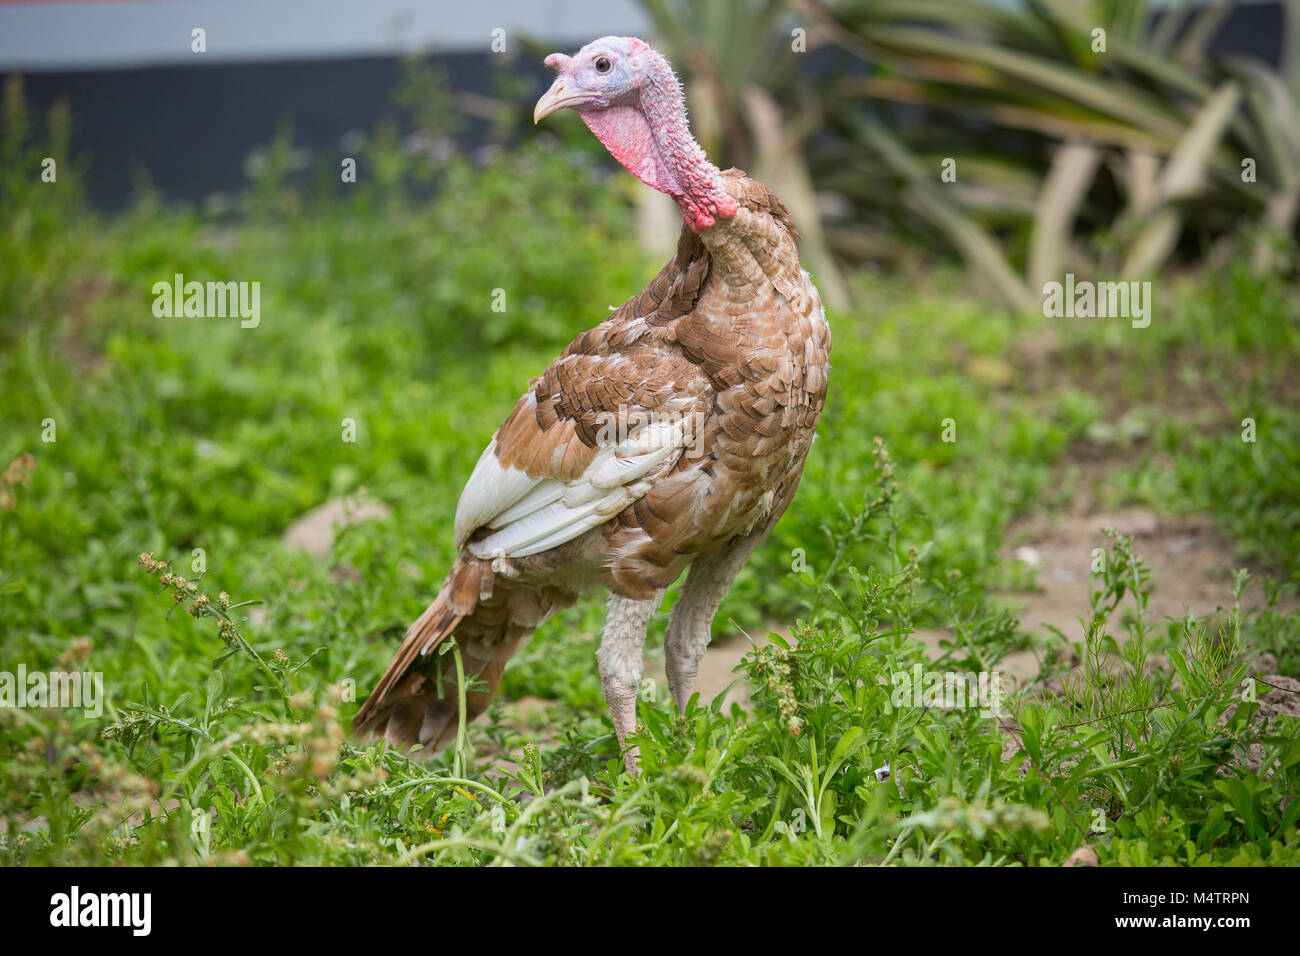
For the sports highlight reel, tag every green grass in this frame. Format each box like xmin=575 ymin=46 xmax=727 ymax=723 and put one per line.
xmin=1 ymin=83 xmax=1298 ymax=865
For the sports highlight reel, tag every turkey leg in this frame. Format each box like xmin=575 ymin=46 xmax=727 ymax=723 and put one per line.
xmin=598 ymin=589 xmax=665 ymax=773
xmin=665 ymin=521 xmax=775 ymax=712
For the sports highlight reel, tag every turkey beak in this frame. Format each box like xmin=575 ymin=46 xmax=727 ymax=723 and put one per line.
xmin=533 ymin=78 xmax=586 ymax=124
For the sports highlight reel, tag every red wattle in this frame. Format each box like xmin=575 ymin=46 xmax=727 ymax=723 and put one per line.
xmin=581 ymin=107 xmax=682 ymax=200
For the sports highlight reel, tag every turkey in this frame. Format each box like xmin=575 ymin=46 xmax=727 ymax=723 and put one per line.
xmin=354 ymin=36 xmax=831 ymax=771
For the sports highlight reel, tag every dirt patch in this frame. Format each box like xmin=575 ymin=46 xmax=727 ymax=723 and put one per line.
xmin=1221 ymin=672 xmax=1300 ymax=775
xmin=928 ymin=325 xmax=1297 ymax=685
xmin=914 ymin=502 xmax=1274 ymax=686
xmin=1007 ymin=507 xmax=1242 ymax=635
xmin=643 ymin=630 xmax=773 ymax=712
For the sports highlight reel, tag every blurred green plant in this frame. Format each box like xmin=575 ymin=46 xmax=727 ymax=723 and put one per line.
xmin=806 ymin=0 xmax=1300 ymax=307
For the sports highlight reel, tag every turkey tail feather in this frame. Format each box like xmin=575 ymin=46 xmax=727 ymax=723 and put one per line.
xmin=353 ymin=554 xmax=501 ymax=746
xmin=351 ymin=589 xmax=465 ymax=739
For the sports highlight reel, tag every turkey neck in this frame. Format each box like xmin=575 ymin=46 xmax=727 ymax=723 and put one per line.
xmin=638 ymin=74 xmax=733 ymax=229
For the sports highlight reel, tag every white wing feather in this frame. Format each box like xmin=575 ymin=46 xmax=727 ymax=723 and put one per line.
xmin=455 ymin=420 xmax=686 ymax=560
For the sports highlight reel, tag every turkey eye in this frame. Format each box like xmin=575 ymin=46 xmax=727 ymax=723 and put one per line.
xmin=595 ymin=56 xmax=612 ymax=74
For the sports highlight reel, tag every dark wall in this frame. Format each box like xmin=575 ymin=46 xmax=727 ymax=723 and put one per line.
xmin=13 ymin=50 xmax=543 ymax=209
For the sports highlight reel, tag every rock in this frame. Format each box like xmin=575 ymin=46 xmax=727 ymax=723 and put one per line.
xmin=282 ymin=493 xmax=392 ymax=559
xmin=966 ymin=355 xmax=1014 ymax=388
xmin=1013 ymin=546 xmax=1043 ymax=568
xmin=1101 ymin=510 xmax=1158 ymax=537
xmin=1064 ymin=845 xmax=1099 ymax=867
